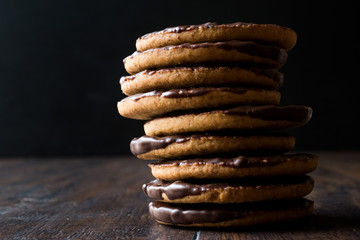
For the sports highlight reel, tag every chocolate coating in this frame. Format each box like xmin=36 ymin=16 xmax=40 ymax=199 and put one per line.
xmin=143 ymin=176 xmax=313 ymax=200
xmin=121 ymin=87 xmax=250 ymax=101
xmin=149 ymin=198 xmax=313 ymax=225
xmin=150 ymin=153 xmax=317 ymax=168
xmin=120 ymin=66 xmax=284 ymax=87
xmin=130 ymin=133 xmax=290 ymax=156
xmin=223 ymin=105 xmax=312 ymax=122
xmin=130 ymin=135 xmax=193 ymax=156
xmin=124 ymin=41 xmax=288 ymax=64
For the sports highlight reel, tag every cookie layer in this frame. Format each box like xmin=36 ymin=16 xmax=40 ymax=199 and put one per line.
xmin=136 ymin=22 xmax=297 ymax=51
xmin=118 ymin=88 xmax=281 ymax=120
xmin=149 ymin=153 xmax=318 ymax=180
xmin=145 ymin=105 xmax=312 ymax=136
xmin=149 ymin=199 xmax=313 ymax=227
xmin=120 ymin=67 xmax=283 ymax=96
xmin=143 ymin=176 xmax=314 ymax=203
xmin=130 ymin=134 xmax=295 ymax=160
xmin=124 ymin=41 xmax=287 ymax=74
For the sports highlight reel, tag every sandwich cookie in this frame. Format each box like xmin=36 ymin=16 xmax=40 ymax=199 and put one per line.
xmin=136 ymin=22 xmax=297 ymax=52
xmin=130 ymin=134 xmax=295 ymax=160
xmin=118 ymin=88 xmax=281 ymax=120
xmin=143 ymin=176 xmax=314 ymax=203
xmin=149 ymin=198 xmax=313 ymax=227
xmin=144 ymin=105 xmax=312 ymax=136
xmin=149 ymin=153 xmax=319 ymax=180
xmin=120 ymin=67 xmax=283 ymax=96
xmin=124 ymin=41 xmax=288 ymax=74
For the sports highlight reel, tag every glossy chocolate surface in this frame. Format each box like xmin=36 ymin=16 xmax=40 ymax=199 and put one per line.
xmin=143 ymin=176 xmax=313 ymax=200
xmin=149 ymin=198 xmax=313 ymax=224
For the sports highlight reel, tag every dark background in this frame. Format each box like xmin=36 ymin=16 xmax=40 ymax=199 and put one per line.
xmin=0 ymin=0 xmax=359 ymax=156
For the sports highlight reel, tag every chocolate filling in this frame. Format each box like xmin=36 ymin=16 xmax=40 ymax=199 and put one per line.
xmin=149 ymin=198 xmax=313 ymax=224
xmin=125 ymin=41 xmax=287 ymax=64
xmin=120 ymin=66 xmax=283 ymax=87
xmin=130 ymin=133 xmax=291 ymax=156
xmin=143 ymin=176 xmax=313 ymax=200
xmin=121 ymin=87 xmax=252 ymax=101
xmin=150 ymin=153 xmax=316 ymax=168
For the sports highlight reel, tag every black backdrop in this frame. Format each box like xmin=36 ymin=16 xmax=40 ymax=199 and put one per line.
xmin=0 ymin=0 xmax=359 ymax=156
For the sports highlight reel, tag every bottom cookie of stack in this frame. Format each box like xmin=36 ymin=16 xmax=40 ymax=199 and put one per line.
xmin=149 ymin=199 xmax=314 ymax=227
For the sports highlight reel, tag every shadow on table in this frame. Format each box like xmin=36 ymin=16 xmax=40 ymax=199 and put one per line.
xmin=176 ymin=214 xmax=360 ymax=233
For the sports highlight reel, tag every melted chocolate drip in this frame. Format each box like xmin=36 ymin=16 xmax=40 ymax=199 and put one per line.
xmin=143 ymin=176 xmax=313 ymax=200
xmin=149 ymin=199 xmax=313 ymax=224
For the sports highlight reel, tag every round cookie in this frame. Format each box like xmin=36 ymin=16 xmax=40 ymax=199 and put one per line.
xmin=130 ymin=134 xmax=295 ymax=160
xmin=149 ymin=198 xmax=314 ymax=227
xmin=143 ymin=176 xmax=314 ymax=204
xmin=136 ymin=22 xmax=297 ymax=52
xmin=118 ymin=88 xmax=281 ymax=120
xmin=149 ymin=153 xmax=319 ymax=180
xmin=120 ymin=67 xmax=283 ymax=96
xmin=145 ymin=105 xmax=312 ymax=136
xmin=124 ymin=41 xmax=288 ymax=74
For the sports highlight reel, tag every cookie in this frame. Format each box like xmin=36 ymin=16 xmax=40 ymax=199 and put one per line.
xmin=136 ymin=22 xmax=297 ymax=52
xmin=120 ymin=67 xmax=283 ymax=96
xmin=118 ymin=88 xmax=281 ymax=120
xmin=143 ymin=176 xmax=314 ymax=204
xmin=148 ymin=198 xmax=313 ymax=227
xmin=124 ymin=41 xmax=288 ymax=74
xmin=144 ymin=105 xmax=312 ymax=136
xmin=130 ymin=134 xmax=295 ymax=160
xmin=149 ymin=153 xmax=318 ymax=180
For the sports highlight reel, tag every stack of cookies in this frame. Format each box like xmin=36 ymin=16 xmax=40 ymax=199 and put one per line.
xmin=118 ymin=22 xmax=318 ymax=227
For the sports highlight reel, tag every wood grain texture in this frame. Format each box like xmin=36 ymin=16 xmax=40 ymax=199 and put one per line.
xmin=0 ymin=152 xmax=359 ymax=239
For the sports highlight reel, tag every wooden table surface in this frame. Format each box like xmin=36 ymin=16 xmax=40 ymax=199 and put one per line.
xmin=0 ymin=151 xmax=359 ymax=239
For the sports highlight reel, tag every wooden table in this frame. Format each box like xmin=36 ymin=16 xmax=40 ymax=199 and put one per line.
xmin=0 ymin=152 xmax=359 ymax=239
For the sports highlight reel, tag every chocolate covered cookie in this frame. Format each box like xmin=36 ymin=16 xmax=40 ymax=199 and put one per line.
xmin=149 ymin=153 xmax=318 ymax=180
xmin=143 ymin=176 xmax=314 ymax=203
xmin=124 ymin=41 xmax=287 ymax=74
xmin=144 ymin=105 xmax=312 ymax=136
xmin=120 ymin=67 xmax=283 ymax=96
xmin=136 ymin=22 xmax=297 ymax=51
xmin=130 ymin=134 xmax=295 ymax=160
xmin=149 ymin=198 xmax=313 ymax=227
xmin=118 ymin=88 xmax=281 ymax=120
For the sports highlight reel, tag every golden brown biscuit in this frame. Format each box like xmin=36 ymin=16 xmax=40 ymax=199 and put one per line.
xmin=118 ymin=88 xmax=281 ymax=120
xmin=144 ymin=105 xmax=312 ymax=136
xmin=130 ymin=134 xmax=295 ymax=160
xmin=149 ymin=153 xmax=318 ymax=180
xmin=120 ymin=67 xmax=283 ymax=96
xmin=149 ymin=198 xmax=313 ymax=227
xmin=136 ymin=22 xmax=297 ymax=51
xmin=143 ymin=176 xmax=314 ymax=203
xmin=124 ymin=41 xmax=287 ymax=74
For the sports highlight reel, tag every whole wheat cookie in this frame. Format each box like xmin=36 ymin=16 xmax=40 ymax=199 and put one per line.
xmin=118 ymin=88 xmax=281 ymax=120
xmin=149 ymin=198 xmax=313 ymax=227
xmin=143 ymin=176 xmax=314 ymax=204
xmin=120 ymin=66 xmax=283 ymax=96
xmin=145 ymin=105 xmax=312 ymax=136
xmin=124 ymin=41 xmax=287 ymax=74
xmin=130 ymin=134 xmax=295 ymax=160
xmin=149 ymin=153 xmax=318 ymax=180
xmin=136 ymin=22 xmax=297 ymax=52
